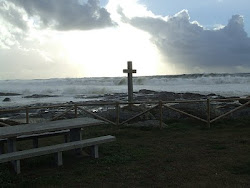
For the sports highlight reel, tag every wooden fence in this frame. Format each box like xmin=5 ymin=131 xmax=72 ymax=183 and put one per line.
xmin=0 ymin=97 xmax=249 ymax=128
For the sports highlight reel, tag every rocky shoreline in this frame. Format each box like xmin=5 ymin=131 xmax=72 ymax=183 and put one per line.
xmin=1 ymin=90 xmax=250 ymax=126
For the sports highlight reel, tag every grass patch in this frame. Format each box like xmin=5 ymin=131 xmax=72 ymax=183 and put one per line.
xmin=212 ymin=118 xmax=250 ymax=129
xmin=166 ymin=119 xmax=206 ymax=131
xmin=0 ymin=165 xmax=16 ymax=187
xmin=210 ymin=144 xmax=227 ymax=150
xmin=230 ymin=162 xmax=250 ymax=175
xmin=0 ymin=119 xmax=250 ymax=187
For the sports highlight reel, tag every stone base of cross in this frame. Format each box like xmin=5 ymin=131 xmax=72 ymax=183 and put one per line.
xmin=123 ymin=61 xmax=136 ymax=103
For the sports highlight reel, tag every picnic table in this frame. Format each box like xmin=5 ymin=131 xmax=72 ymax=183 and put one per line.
xmin=0 ymin=117 xmax=116 ymax=174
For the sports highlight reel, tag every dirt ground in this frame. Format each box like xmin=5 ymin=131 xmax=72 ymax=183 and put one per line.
xmin=1 ymin=118 xmax=250 ymax=187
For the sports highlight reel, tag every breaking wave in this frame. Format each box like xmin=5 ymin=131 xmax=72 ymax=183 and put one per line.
xmin=0 ymin=73 xmax=249 ymax=107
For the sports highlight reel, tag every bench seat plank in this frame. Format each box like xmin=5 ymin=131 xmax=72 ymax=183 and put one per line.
xmin=0 ymin=135 xmax=115 ymax=163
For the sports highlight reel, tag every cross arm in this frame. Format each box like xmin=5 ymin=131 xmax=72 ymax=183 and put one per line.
xmin=123 ymin=69 xmax=137 ymax=74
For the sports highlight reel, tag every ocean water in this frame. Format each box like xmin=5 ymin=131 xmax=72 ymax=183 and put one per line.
xmin=0 ymin=73 xmax=250 ymax=107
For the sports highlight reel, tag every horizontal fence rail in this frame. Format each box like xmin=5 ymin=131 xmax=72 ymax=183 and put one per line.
xmin=0 ymin=97 xmax=249 ymax=128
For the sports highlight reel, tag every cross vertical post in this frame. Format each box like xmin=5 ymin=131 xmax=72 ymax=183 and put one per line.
xmin=123 ymin=61 xmax=136 ymax=103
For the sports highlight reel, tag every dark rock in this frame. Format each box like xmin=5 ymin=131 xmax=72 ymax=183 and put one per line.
xmin=231 ymin=108 xmax=250 ymax=119
xmin=136 ymin=91 xmax=208 ymax=102
xmin=23 ymin=94 xmax=59 ymax=98
xmin=0 ymin=92 xmax=21 ymax=96
xmin=138 ymin=89 xmax=156 ymax=94
xmin=96 ymin=109 xmax=117 ymax=122
xmin=214 ymin=102 xmax=250 ymax=119
xmin=153 ymin=107 xmax=181 ymax=121
xmin=152 ymin=102 xmax=207 ymax=121
xmin=157 ymin=92 xmax=178 ymax=101
xmin=1 ymin=89 xmax=249 ymax=124
xmin=103 ymin=93 xmax=128 ymax=101
xmin=239 ymin=97 xmax=250 ymax=105
xmin=207 ymin=93 xmax=217 ymax=97
xmin=3 ymin=97 xmax=11 ymax=102
xmin=96 ymin=104 xmax=156 ymax=123
xmin=178 ymin=92 xmax=207 ymax=100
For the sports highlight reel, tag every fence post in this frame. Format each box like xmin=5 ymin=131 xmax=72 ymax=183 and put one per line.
xmin=116 ymin=102 xmax=120 ymax=126
xmin=207 ymin=98 xmax=211 ymax=128
xmin=74 ymin=104 xmax=78 ymax=118
xmin=25 ymin=107 xmax=29 ymax=124
xmin=159 ymin=101 xmax=163 ymax=129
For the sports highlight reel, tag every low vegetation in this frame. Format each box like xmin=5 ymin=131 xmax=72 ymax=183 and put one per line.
xmin=1 ymin=118 xmax=250 ymax=187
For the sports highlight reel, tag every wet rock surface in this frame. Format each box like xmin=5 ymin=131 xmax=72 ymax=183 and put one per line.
xmin=0 ymin=92 xmax=21 ymax=96
xmin=239 ymin=96 xmax=250 ymax=105
xmin=3 ymin=98 xmax=11 ymax=102
xmin=23 ymin=94 xmax=60 ymax=98
xmin=0 ymin=91 xmax=249 ymax=126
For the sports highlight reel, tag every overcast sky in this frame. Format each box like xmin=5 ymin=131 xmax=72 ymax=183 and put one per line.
xmin=1 ymin=0 xmax=250 ymax=79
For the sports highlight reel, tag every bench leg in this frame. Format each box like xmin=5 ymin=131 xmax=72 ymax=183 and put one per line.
xmin=56 ymin=152 xmax=63 ymax=166
xmin=70 ymin=128 xmax=82 ymax=141
xmin=33 ymin=138 xmax=38 ymax=148
xmin=7 ymin=138 xmax=17 ymax=153
xmin=91 ymin=145 xmax=99 ymax=159
xmin=70 ymin=128 xmax=82 ymax=155
xmin=0 ymin=142 xmax=4 ymax=154
xmin=14 ymin=160 xmax=21 ymax=174
xmin=64 ymin=133 xmax=69 ymax=143
xmin=7 ymin=138 xmax=20 ymax=174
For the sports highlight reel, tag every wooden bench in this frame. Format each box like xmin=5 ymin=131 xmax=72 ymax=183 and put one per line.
xmin=0 ymin=130 xmax=70 ymax=154
xmin=0 ymin=135 xmax=116 ymax=174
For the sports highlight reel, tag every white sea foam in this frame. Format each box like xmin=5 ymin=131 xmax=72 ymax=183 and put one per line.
xmin=0 ymin=73 xmax=249 ymax=107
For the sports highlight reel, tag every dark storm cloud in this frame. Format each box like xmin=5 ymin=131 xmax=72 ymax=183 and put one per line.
xmin=12 ymin=0 xmax=115 ymax=30
xmin=127 ymin=10 xmax=250 ymax=72
xmin=0 ymin=1 xmax=28 ymax=31
xmin=0 ymin=1 xmax=29 ymax=49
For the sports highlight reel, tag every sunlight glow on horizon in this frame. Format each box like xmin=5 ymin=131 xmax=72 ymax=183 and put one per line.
xmin=59 ymin=24 xmax=164 ymax=77
xmin=55 ymin=0 xmax=167 ymax=78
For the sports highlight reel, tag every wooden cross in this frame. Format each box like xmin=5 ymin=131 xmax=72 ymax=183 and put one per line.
xmin=123 ymin=61 xmax=136 ymax=103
